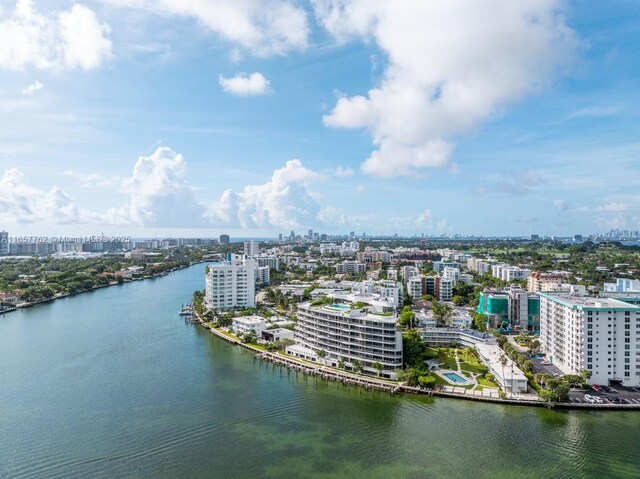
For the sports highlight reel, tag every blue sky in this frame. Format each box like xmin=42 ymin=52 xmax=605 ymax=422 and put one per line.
xmin=0 ymin=0 xmax=639 ymax=238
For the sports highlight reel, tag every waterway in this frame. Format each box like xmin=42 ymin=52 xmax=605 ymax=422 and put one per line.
xmin=1 ymin=264 xmax=639 ymax=478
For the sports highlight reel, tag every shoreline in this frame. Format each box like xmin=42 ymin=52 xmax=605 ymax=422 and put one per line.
xmin=3 ymin=259 xmax=210 ymax=313
xmin=194 ymin=313 xmax=640 ymax=411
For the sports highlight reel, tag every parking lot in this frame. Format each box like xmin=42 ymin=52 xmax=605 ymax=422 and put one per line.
xmin=530 ymin=354 xmax=564 ymax=377
xmin=568 ymin=385 xmax=640 ymax=405
xmin=528 ymin=354 xmax=640 ymax=406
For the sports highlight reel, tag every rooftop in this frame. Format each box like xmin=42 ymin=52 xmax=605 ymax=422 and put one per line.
xmin=539 ymin=292 xmax=640 ymax=310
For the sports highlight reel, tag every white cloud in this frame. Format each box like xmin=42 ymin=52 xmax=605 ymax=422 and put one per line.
xmin=597 ymin=202 xmax=627 ymax=212
xmin=21 ymin=80 xmax=42 ymax=95
xmin=553 ymin=199 xmax=568 ymax=211
xmin=415 ymin=209 xmax=432 ymax=226
xmin=209 ymin=159 xmax=325 ymax=229
xmin=334 ymin=166 xmax=355 ymax=177
xmin=63 ymin=170 xmax=120 ymax=188
xmin=219 ymin=72 xmax=270 ymax=96
xmin=105 ymin=147 xmax=208 ymax=227
xmin=0 ymin=168 xmax=98 ymax=224
xmin=108 ymin=0 xmax=308 ymax=57
xmin=0 ymin=1 xmax=112 ymax=71
xmin=2 ymin=148 xmax=329 ymax=230
xmin=314 ymin=0 xmax=577 ymax=177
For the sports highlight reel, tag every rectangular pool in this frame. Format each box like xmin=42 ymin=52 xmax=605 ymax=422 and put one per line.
xmin=444 ymin=372 xmax=467 ymax=384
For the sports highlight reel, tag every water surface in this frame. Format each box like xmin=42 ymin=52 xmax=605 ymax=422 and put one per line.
xmin=1 ymin=265 xmax=639 ymax=478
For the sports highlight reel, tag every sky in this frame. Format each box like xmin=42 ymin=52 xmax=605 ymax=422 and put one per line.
xmin=0 ymin=0 xmax=639 ymax=239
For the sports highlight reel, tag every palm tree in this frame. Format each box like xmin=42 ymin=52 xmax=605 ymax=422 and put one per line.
xmin=351 ymin=359 xmax=363 ymax=374
xmin=316 ymin=349 xmax=327 ymax=365
xmin=372 ymin=361 xmax=383 ymax=377
xmin=499 ymin=354 xmax=508 ymax=397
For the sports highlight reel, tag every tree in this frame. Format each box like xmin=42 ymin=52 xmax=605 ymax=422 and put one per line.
xmin=451 ymin=295 xmax=465 ymax=306
xmin=418 ymin=374 xmax=436 ymax=389
xmin=242 ymin=330 xmax=258 ymax=344
xmin=402 ymin=329 xmax=425 ymax=367
xmin=402 ymin=285 xmax=413 ymax=308
xmin=351 ymin=359 xmax=363 ymax=374
xmin=337 ymin=357 xmax=345 ymax=370
xmin=372 ymin=361 xmax=383 ymax=377
xmin=432 ymin=301 xmax=453 ymax=327
xmin=316 ymin=349 xmax=327 ymax=365
xmin=398 ymin=306 xmax=417 ymax=330
xmin=499 ymin=354 xmax=508 ymax=397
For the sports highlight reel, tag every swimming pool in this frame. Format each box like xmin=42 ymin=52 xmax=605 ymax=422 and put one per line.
xmin=443 ymin=372 xmax=467 ymax=384
xmin=327 ymin=304 xmax=350 ymax=310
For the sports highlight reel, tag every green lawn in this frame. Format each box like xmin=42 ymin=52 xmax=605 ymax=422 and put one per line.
xmin=476 ymin=375 xmax=500 ymax=389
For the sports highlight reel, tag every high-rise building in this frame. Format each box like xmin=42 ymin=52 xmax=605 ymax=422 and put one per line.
xmin=205 ymin=258 xmax=256 ymax=311
xmin=308 ymin=229 xmax=313 ymax=239
xmin=219 ymin=234 xmax=230 ymax=245
xmin=0 ymin=230 xmax=8 ymax=255
xmin=278 ymin=233 xmax=283 ymax=242
xmin=243 ymin=240 xmax=260 ymax=257
xmin=540 ymin=292 xmax=640 ymax=387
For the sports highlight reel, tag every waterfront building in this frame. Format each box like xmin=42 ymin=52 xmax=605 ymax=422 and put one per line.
xmin=539 ymin=292 xmax=640 ymax=387
xmin=0 ymin=230 xmax=8 ymax=255
xmin=294 ymin=297 xmax=403 ymax=378
xmin=232 ymin=316 xmax=266 ymax=337
xmin=205 ymin=258 xmax=256 ymax=311
xmin=475 ymin=343 xmax=528 ymax=394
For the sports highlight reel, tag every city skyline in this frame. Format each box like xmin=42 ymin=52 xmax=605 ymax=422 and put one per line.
xmin=1 ymin=1 xmax=639 ymax=237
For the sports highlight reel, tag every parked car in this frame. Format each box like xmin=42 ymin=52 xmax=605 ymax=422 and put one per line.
xmin=584 ymin=394 xmax=596 ymax=404
xmin=592 ymin=384 xmax=602 ymax=392
xmin=593 ymin=396 xmax=604 ymax=404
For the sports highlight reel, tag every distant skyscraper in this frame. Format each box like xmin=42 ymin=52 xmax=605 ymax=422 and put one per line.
xmin=219 ymin=234 xmax=230 ymax=245
xmin=530 ymin=234 xmax=540 ymax=241
xmin=278 ymin=233 xmax=283 ymax=242
xmin=290 ymin=230 xmax=295 ymax=239
xmin=0 ymin=230 xmax=8 ymax=255
xmin=308 ymin=229 xmax=313 ymax=239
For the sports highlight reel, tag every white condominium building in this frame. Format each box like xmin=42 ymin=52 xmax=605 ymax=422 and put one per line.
xmin=442 ymin=267 xmax=460 ymax=285
xmin=205 ymin=258 xmax=256 ymax=311
xmin=440 ymin=278 xmax=454 ymax=301
xmin=336 ymin=261 xmax=367 ymax=275
xmin=539 ymin=292 xmax=640 ymax=387
xmin=243 ymin=241 xmax=260 ymax=257
xmin=603 ymin=278 xmax=640 ymax=293
xmin=294 ymin=300 xmax=403 ymax=378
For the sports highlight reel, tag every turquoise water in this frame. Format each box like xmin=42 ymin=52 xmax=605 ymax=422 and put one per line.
xmin=1 ymin=264 xmax=640 ymax=478
xmin=444 ymin=372 xmax=467 ymax=384
xmin=328 ymin=303 xmax=350 ymax=310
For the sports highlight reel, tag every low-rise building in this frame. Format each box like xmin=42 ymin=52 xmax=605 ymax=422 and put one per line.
xmin=475 ymin=343 xmax=528 ymax=394
xmin=232 ymin=316 xmax=267 ymax=337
